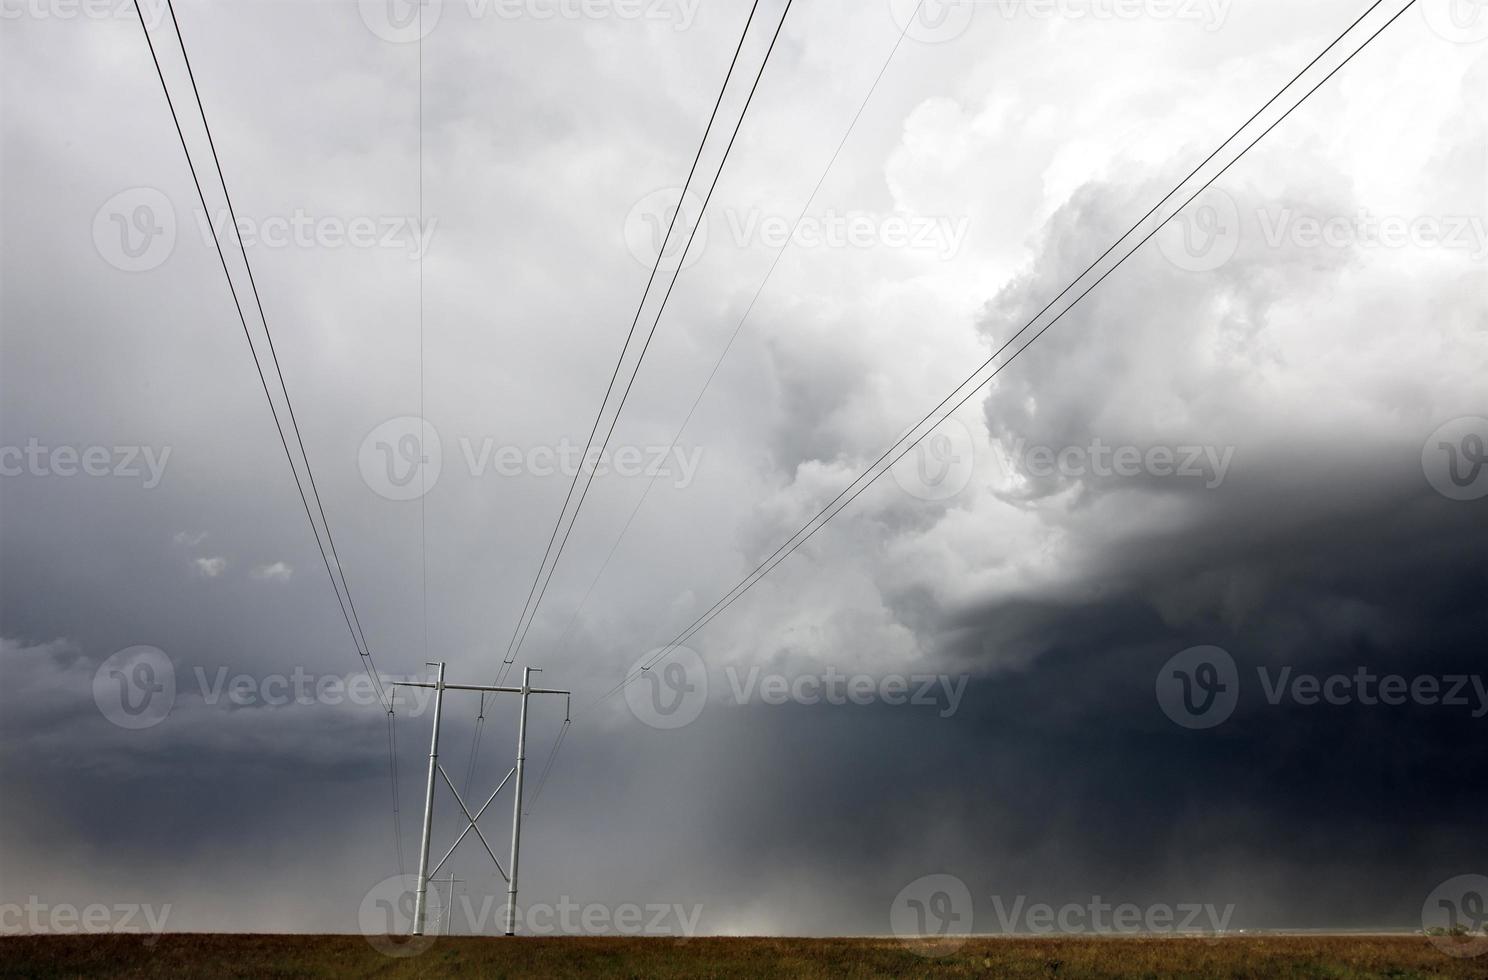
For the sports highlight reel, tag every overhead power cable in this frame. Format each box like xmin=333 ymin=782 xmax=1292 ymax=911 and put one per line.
xmin=493 ymin=0 xmax=796 ymax=687
xmin=463 ymin=0 xmax=783 ymax=796
xmin=387 ymin=702 xmax=406 ymax=875
xmin=524 ymin=713 xmax=571 ymax=816
xmin=596 ymin=0 xmax=1412 ymax=706
xmin=134 ymin=0 xmax=390 ymax=710
xmin=553 ymin=0 xmax=928 ymax=654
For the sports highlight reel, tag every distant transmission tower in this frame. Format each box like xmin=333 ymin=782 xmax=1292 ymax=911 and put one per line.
xmin=394 ymin=663 xmax=570 ymax=936
xmin=430 ymin=872 xmax=463 ymax=935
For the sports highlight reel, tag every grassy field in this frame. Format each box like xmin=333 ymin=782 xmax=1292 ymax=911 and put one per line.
xmin=2 ymin=934 xmax=1485 ymax=979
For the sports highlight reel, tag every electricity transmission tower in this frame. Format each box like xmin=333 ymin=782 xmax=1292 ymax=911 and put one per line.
xmin=394 ymin=662 xmax=570 ymax=936
xmin=431 ymin=872 xmax=463 ymax=935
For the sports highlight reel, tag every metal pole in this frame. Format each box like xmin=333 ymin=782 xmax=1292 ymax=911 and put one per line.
xmin=504 ymin=666 xmax=536 ymax=936
xmin=412 ymin=661 xmax=446 ymax=936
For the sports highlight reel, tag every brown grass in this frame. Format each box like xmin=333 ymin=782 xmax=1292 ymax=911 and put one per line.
xmin=2 ymin=933 xmax=1484 ymax=979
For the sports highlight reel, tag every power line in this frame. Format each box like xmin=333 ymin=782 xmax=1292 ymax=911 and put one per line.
xmin=553 ymin=0 xmax=927 ymax=653
xmin=524 ymin=717 xmax=570 ymax=816
xmin=597 ymin=0 xmax=1413 ymax=706
xmin=467 ymin=0 xmax=784 ymax=797
xmin=162 ymin=0 xmax=386 ymax=703
xmin=387 ymin=703 xmax=406 ymax=876
xmin=414 ymin=0 xmax=429 ymax=875
xmin=468 ymin=0 xmax=793 ymax=805
xmin=488 ymin=1 xmax=765 ymax=693
xmin=419 ymin=0 xmax=430 ymax=713
xmin=497 ymin=0 xmax=798 ymax=683
xmin=133 ymin=0 xmax=390 ymax=710
xmin=138 ymin=0 xmax=406 ymax=871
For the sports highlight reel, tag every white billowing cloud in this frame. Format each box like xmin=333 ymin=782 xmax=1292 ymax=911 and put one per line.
xmin=173 ymin=530 xmax=207 ymax=547
xmin=688 ymin=9 xmax=1487 ymax=680
xmin=250 ymin=561 xmax=294 ymax=582
xmin=192 ymin=557 xmax=227 ymax=579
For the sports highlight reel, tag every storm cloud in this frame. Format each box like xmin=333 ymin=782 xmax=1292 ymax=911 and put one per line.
xmin=2 ymin=0 xmax=1485 ymax=940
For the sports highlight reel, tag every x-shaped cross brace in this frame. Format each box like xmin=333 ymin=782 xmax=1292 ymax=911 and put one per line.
xmin=428 ymin=765 xmax=516 ymax=882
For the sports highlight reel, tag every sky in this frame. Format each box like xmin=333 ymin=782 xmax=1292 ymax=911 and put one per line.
xmin=2 ymin=0 xmax=1486 ymax=947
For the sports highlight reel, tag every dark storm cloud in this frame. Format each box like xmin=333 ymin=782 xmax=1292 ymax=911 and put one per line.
xmin=3 ymin=0 xmax=1485 ymax=943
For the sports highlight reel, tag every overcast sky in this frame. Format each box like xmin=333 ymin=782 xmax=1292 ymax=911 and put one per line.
xmin=2 ymin=0 xmax=1486 ymax=943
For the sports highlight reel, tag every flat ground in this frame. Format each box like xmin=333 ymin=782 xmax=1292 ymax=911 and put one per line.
xmin=3 ymin=934 xmax=1484 ymax=978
